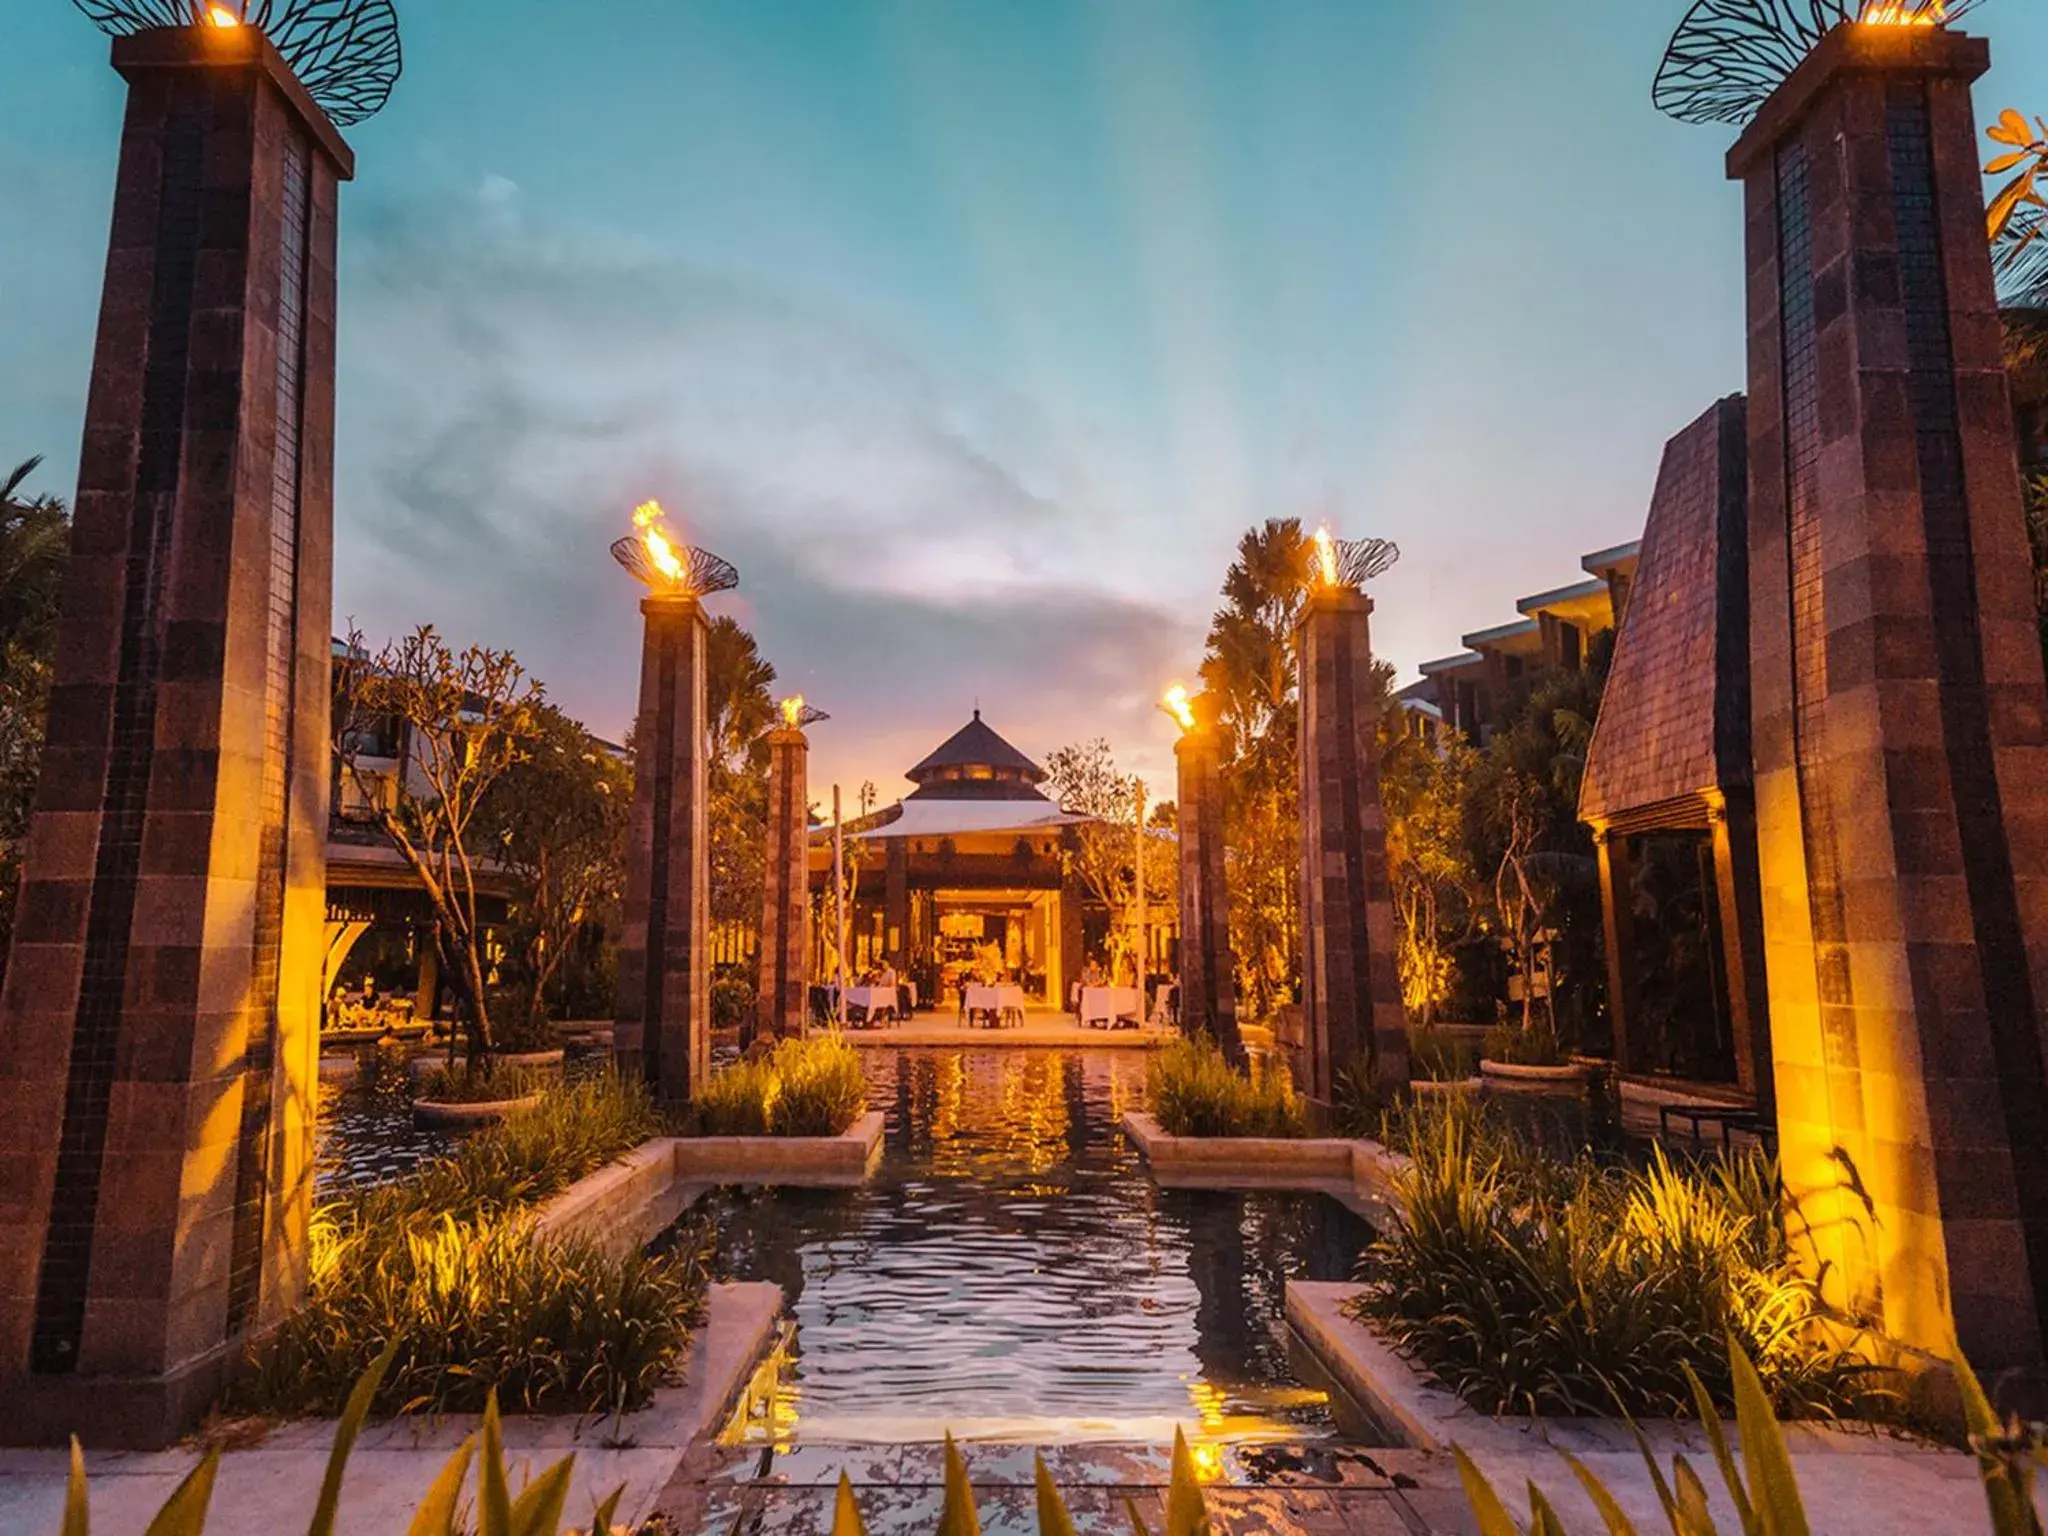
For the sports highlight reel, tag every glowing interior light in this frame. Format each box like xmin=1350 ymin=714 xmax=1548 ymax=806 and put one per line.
xmin=1313 ymin=523 xmax=1339 ymax=588
xmin=1162 ymin=684 xmax=1197 ymax=733
xmin=633 ymin=499 xmax=686 ymax=587
xmin=781 ymin=695 xmax=805 ymax=728
xmin=205 ymin=4 xmax=242 ymax=25
xmin=1858 ymin=0 xmax=1946 ymax=26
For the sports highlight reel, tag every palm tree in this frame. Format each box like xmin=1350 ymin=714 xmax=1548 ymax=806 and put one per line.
xmin=1 ymin=457 xmax=68 ymax=659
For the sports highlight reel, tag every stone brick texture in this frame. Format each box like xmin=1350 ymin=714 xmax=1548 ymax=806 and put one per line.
xmin=1296 ymin=591 xmax=1408 ymax=1101
xmin=1174 ymin=726 xmax=1240 ymax=1059
xmin=755 ymin=728 xmax=810 ymax=1043
xmin=1733 ymin=25 xmax=2048 ymax=1379
xmin=0 ymin=31 xmax=344 ymax=1443
xmin=616 ymin=597 xmax=711 ymax=1108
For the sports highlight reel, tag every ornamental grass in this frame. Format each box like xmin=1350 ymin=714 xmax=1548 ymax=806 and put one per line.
xmin=1351 ymin=1099 xmax=1889 ymax=1422
xmin=1146 ymin=1035 xmax=1305 ymax=1138
xmin=690 ymin=1032 xmax=869 ymax=1138
xmin=234 ymin=1070 xmax=698 ymax=1419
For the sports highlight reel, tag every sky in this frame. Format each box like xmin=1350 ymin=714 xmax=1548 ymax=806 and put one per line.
xmin=4 ymin=0 xmax=2046 ymax=803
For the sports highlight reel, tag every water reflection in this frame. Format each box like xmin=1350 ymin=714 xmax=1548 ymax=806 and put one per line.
xmin=705 ymin=1047 xmax=1374 ymax=1445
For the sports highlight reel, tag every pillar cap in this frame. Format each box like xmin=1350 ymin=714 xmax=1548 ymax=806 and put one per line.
xmin=1726 ymin=23 xmax=1988 ymax=180
xmin=113 ymin=25 xmax=355 ymax=181
xmin=1298 ymin=586 xmax=1372 ymax=620
xmin=639 ymin=592 xmax=706 ymax=619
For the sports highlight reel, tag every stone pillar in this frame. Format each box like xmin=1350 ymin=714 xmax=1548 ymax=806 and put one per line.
xmin=884 ymin=836 xmax=908 ymax=970
xmin=0 ymin=26 xmax=346 ymax=1447
xmin=616 ymin=595 xmax=710 ymax=1109
xmin=1591 ymin=827 xmax=1638 ymax=1077
xmin=754 ymin=724 xmax=809 ymax=1045
xmin=1732 ymin=23 xmax=2048 ymax=1381
xmin=1174 ymin=720 xmax=1241 ymax=1061
xmin=1706 ymin=793 xmax=1774 ymax=1108
xmin=1296 ymin=587 xmax=1407 ymax=1103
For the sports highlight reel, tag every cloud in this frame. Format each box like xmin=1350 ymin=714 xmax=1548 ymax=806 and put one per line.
xmin=331 ymin=181 xmax=1196 ymax=794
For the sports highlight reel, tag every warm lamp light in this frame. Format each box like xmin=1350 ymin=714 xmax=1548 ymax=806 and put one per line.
xmin=609 ymin=499 xmax=739 ymax=599
xmin=1857 ymin=0 xmax=1946 ymax=24
xmin=1161 ymin=684 xmax=1197 ymax=734
xmin=1313 ymin=524 xmax=1340 ymax=589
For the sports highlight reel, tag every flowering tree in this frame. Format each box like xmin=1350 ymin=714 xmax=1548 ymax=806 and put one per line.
xmin=335 ymin=624 xmax=543 ymax=1066
xmin=1043 ymin=737 xmax=1177 ymax=977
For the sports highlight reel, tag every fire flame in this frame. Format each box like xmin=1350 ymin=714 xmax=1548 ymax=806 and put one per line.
xmin=1858 ymin=0 xmax=1945 ymax=26
xmin=1162 ymin=684 xmax=1196 ymax=733
xmin=632 ymin=499 xmax=686 ymax=587
xmin=781 ymin=695 xmax=805 ymax=728
xmin=205 ymin=3 xmax=241 ymax=25
xmin=1313 ymin=523 xmax=1339 ymax=588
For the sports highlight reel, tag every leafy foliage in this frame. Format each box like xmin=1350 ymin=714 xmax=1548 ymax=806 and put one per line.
xmin=477 ymin=701 xmax=630 ymax=1037
xmin=690 ymin=1033 xmax=869 ymax=1138
xmin=1989 ymin=108 xmax=2048 ymax=306
xmin=1479 ymin=1021 xmax=1566 ymax=1068
xmin=1147 ymin=1035 xmax=1305 ymax=1138
xmin=1353 ymin=1100 xmax=1886 ymax=1422
xmin=237 ymin=1073 xmax=695 ymax=1419
xmin=335 ymin=624 xmax=545 ymax=1063
xmin=705 ymin=615 xmax=777 ymax=940
xmin=1381 ymin=726 xmax=1479 ymax=1025
xmin=0 ymin=457 xmax=65 ymax=989
xmin=1043 ymin=738 xmax=1176 ymax=978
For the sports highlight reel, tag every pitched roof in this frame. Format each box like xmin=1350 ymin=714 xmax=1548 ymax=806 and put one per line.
xmin=906 ymin=711 xmax=1045 ymax=788
xmin=1579 ymin=395 xmax=1751 ymax=827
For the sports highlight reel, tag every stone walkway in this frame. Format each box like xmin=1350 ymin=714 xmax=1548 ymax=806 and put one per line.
xmin=649 ymin=1439 xmax=1475 ymax=1535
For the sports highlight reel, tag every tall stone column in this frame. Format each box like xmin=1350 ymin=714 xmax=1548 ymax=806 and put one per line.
xmin=1731 ymin=22 xmax=2048 ymax=1380
xmin=616 ymin=595 xmax=711 ymax=1108
xmin=0 ymin=26 xmax=349 ymax=1446
xmin=754 ymin=717 xmax=811 ymax=1045
xmin=1174 ymin=713 xmax=1241 ymax=1061
xmin=1296 ymin=585 xmax=1408 ymax=1103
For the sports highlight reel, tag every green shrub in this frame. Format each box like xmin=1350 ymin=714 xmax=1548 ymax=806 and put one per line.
xmin=364 ymin=1071 xmax=665 ymax=1227
xmin=1410 ymin=1027 xmax=1476 ymax=1082
xmin=1147 ymin=1036 xmax=1305 ymax=1138
xmin=237 ymin=1211 xmax=708 ymax=1419
xmin=1480 ymin=1020 xmax=1566 ymax=1066
xmin=414 ymin=1062 xmax=550 ymax=1105
xmin=237 ymin=1072 xmax=689 ymax=1420
xmin=1350 ymin=1100 xmax=1886 ymax=1421
xmin=689 ymin=1033 xmax=868 ymax=1137
xmin=711 ymin=971 xmax=757 ymax=1032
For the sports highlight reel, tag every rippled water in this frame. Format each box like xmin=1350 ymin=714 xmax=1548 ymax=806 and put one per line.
xmin=702 ymin=1048 xmax=1374 ymax=1445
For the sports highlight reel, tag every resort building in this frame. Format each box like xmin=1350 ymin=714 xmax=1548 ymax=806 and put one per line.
xmin=809 ymin=711 xmax=1175 ymax=1009
xmin=1415 ymin=541 xmax=1639 ymax=743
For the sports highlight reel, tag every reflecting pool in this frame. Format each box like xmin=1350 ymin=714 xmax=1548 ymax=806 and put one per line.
xmin=699 ymin=1047 xmax=1374 ymax=1445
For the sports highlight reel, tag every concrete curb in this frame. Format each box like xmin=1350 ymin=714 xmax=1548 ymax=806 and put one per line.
xmin=535 ymin=1112 xmax=887 ymax=1254
xmin=1120 ymin=1111 xmax=1409 ymax=1218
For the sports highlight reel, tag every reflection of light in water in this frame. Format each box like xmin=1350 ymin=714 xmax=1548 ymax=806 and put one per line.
xmin=707 ymin=1047 xmax=1364 ymax=1450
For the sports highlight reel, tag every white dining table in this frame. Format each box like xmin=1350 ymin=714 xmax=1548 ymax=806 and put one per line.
xmin=1079 ymin=985 xmax=1143 ymax=1029
xmin=963 ymin=984 xmax=1027 ymax=1026
xmin=840 ymin=984 xmax=900 ymax=1023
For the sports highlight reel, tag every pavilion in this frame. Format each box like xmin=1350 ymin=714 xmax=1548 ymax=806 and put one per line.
xmin=809 ymin=711 xmax=1173 ymax=1009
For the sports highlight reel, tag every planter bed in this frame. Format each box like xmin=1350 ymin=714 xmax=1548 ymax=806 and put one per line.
xmin=411 ymin=1093 xmax=541 ymax=1127
xmin=535 ymin=1111 xmax=887 ymax=1255
xmin=0 ymin=1283 xmax=785 ymax=1536
xmin=1478 ymin=1059 xmax=1587 ymax=1087
xmin=1284 ymin=1282 xmax=1986 ymax=1536
xmin=1409 ymin=1076 xmax=1482 ymax=1097
xmin=1121 ymin=1111 xmax=1407 ymax=1219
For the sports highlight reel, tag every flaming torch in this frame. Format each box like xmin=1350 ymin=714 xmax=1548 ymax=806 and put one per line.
xmin=1857 ymin=0 xmax=1947 ymax=25
xmin=1160 ymin=683 xmax=1198 ymax=734
xmin=610 ymin=500 xmax=739 ymax=599
xmin=777 ymin=695 xmax=830 ymax=732
xmin=1306 ymin=523 xmax=1400 ymax=593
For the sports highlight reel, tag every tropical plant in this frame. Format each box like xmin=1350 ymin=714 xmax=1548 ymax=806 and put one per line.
xmin=1381 ymin=726 xmax=1479 ymax=1026
xmin=334 ymin=624 xmax=545 ymax=1065
xmin=1352 ymin=1102 xmax=1884 ymax=1422
xmin=1480 ymin=1020 xmax=1566 ymax=1068
xmin=414 ymin=1062 xmax=551 ymax=1105
xmin=705 ymin=615 xmax=777 ymax=944
xmin=1199 ymin=518 xmax=1314 ymax=1021
xmin=0 ymin=456 xmax=66 ymax=989
xmin=1988 ymin=107 xmax=2048 ymax=305
xmin=1457 ymin=1337 xmax=2042 ymax=1536
xmin=1043 ymin=737 xmax=1177 ymax=979
xmin=236 ymin=1072 xmax=688 ymax=1419
xmin=1410 ymin=1027 xmax=1476 ymax=1083
xmin=689 ymin=1033 xmax=868 ymax=1137
xmin=1147 ymin=1035 xmax=1305 ymax=1138
xmin=478 ymin=701 xmax=631 ymax=1037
